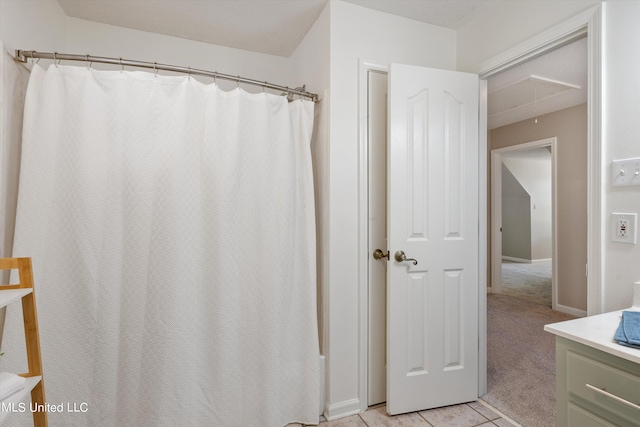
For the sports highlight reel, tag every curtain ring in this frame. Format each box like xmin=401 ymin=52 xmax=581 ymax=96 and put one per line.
xmin=188 ymin=66 xmax=191 ymax=80
xmin=154 ymin=62 xmax=158 ymax=78
xmin=119 ymin=57 xmax=124 ymax=73
xmin=31 ymin=50 xmax=41 ymax=65
xmin=53 ymin=52 xmax=59 ymax=67
xmin=85 ymin=54 xmax=90 ymax=70
xmin=213 ymin=72 xmax=217 ymax=84
xmin=237 ymin=76 xmax=240 ymax=89
xmin=263 ymin=82 xmax=267 ymax=93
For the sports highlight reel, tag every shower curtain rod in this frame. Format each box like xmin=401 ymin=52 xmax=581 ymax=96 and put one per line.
xmin=14 ymin=49 xmax=319 ymax=103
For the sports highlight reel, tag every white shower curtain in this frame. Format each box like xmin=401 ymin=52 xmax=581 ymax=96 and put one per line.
xmin=2 ymin=64 xmax=318 ymax=426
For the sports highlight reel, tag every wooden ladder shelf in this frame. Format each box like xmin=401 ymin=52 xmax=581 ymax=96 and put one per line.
xmin=0 ymin=258 xmax=48 ymax=426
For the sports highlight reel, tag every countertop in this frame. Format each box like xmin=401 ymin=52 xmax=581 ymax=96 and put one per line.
xmin=544 ymin=307 xmax=640 ymax=365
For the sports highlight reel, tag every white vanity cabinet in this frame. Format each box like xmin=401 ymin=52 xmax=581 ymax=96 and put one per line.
xmin=545 ymin=310 xmax=640 ymax=427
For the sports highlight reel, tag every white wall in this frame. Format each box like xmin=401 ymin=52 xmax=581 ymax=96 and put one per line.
xmin=290 ymin=0 xmax=331 ymax=360
xmin=64 ymin=17 xmax=294 ymax=93
xmin=601 ymin=0 xmax=640 ymax=311
xmin=0 ymin=0 xmax=68 ymax=343
xmin=0 ymin=0 xmax=67 ymax=53
xmin=0 ymin=47 xmax=30 ymax=264
xmin=324 ymin=0 xmax=456 ymax=418
xmin=0 ymin=0 xmax=67 ymax=259
xmin=291 ymin=5 xmax=330 ymax=98
xmin=456 ymin=0 xmax=600 ymax=72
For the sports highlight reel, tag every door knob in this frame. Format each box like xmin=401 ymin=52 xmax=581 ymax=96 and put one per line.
xmin=373 ymin=249 xmax=389 ymax=260
xmin=394 ymin=250 xmax=417 ymax=265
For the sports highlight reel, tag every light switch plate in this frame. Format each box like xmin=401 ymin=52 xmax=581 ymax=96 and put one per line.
xmin=612 ymin=157 xmax=640 ymax=186
xmin=611 ymin=213 xmax=637 ymax=244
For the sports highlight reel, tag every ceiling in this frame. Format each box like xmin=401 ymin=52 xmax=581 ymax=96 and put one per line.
xmin=56 ymin=0 xmax=587 ymax=129
xmin=487 ymin=37 xmax=587 ymax=129
xmin=57 ymin=0 xmax=500 ymax=57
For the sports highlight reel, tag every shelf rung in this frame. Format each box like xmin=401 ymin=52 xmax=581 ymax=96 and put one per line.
xmin=0 ymin=288 xmax=33 ymax=309
xmin=0 ymin=375 xmax=42 ymax=423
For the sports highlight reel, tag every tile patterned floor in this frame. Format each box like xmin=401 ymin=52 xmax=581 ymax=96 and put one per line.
xmin=288 ymin=401 xmax=519 ymax=427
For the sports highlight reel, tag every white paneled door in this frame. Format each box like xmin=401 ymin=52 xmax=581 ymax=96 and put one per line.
xmin=387 ymin=64 xmax=479 ymax=415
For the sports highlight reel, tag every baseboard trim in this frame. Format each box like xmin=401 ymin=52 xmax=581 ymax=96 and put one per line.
xmin=502 ymin=256 xmax=531 ymax=263
xmin=532 ymin=258 xmax=552 ymax=263
xmin=324 ymin=398 xmax=361 ymax=421
xmin=555 ymin=304 xmax=587 ymax=318
xmin=319 ymin=355 xmax=326 ymax=416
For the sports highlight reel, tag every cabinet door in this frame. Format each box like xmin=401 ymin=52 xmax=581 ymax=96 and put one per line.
xmin=567 ymin=351 xmax=640 ymax=425
xmin=557 ymin=338 xmax=640 ymax=427
xmin=568 ymin=403 xmax=617 ymax=427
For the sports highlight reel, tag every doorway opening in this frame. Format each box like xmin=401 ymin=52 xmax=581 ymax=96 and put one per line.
xmin=364 ymin=64 xmax=480 ymax=412
xmin=491 ymin=138 xmax=557 ymax=310
xmin=482 ymin=35 xmax=590 ymax=425
xmin=388 ymin=64 xmax=480 ymax=416
xmin=487 ymin=36 xmax=589 ymax=317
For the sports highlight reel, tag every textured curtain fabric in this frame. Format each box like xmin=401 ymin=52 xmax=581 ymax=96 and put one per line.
xmin=2 ymin=65 xmax=318 ymax=426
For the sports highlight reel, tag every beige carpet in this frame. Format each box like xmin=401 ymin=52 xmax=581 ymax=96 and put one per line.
xmin=501 ymin=260 xmax=552 ymax=307
xmin=483 ymin=293 xmax=575 ymax=427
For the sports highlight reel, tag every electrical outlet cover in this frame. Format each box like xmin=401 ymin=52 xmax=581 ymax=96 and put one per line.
xmin=611 ymin=213 xmax=637 ymax=244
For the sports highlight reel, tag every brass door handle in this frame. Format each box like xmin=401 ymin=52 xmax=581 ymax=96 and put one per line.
xmin=373 ymin=249 xmax=389 ymax=260
xmin=394 ymin=250 xmax=417 ymax=265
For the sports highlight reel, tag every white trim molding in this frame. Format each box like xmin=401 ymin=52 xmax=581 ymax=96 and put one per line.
xmin=324 ymin=398 xmax=361 ymax=421
xmin=478 ymin=78 xmax=488 ymax=397
xmin=586 ymin=5 xmax=603 ymax=316
xmin=472 ymin=6 xmax=599 ymax=78
xmin=502 ymin=256 xmax=533 ymax=264
xmin=357 ymin=59 xmax=389 ymax=414
xmin=556 ymin=304 xmax=588 ymax=318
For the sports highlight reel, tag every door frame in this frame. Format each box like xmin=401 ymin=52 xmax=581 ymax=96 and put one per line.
xmin=476 ymin=5 xmax=603 ymax=318
xmin=357 ymin=59 xmax=486 ymax=413
xmin=358 ymin=59 xmax=389 ymax=413
xmin=491 ymin=138 xmax=558 ymax=311
xmin=364 ymin=67 xmax=389 ymax=407
xmin=356 ymin=3 xmax=602 ymax=412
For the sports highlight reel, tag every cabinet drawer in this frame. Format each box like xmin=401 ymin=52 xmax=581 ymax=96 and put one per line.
xmin=567 ymin=350 xmax=640 ymax=426
xmin=568 ymin=403 xmax=617 ymax=427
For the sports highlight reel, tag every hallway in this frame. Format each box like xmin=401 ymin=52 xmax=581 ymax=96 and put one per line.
xmin=501 ymin=260 xmax=552 ymax=307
